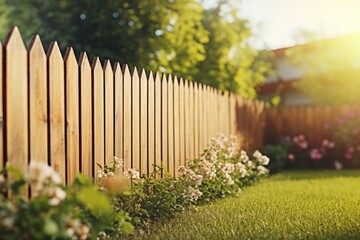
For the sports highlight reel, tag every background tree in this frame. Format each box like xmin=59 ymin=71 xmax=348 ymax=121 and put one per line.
xmin=1 ymin=0 xmax=274 ymax=97
xmin=287 ymin=34 xmax=360 ymax=105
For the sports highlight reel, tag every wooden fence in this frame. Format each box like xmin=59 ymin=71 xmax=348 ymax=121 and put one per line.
xmin=265 ymin=105 xmax=360 ymax=147
xmin=0 ymin=27 xmax=265 ymax=183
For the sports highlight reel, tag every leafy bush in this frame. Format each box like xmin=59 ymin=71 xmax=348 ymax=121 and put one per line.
xmin=0 ymin=162 xmax=133 ymax=240
xmin=97 ymin=135 xmax=270 ymax=231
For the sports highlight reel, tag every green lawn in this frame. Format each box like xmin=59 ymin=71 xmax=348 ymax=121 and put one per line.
xmin=130 ymin=170 xmax=360 ymax=240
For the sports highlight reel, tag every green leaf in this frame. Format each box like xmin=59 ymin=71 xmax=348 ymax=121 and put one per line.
xmin=121 ymin=221 xmax=135 ymax=236
xmin=77 ymin=186 xmax=112 ymax=220
xmin=43 ymin=218 xmax=59 ymax=236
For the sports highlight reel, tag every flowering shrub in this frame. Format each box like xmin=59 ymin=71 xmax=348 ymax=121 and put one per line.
xmin=96 ymin=135 xmax=270 ymax=231
xmin=181 ymin=135 xmax=269 ymax=203
xmin=0 ymin=162 xmax=133 ymax=240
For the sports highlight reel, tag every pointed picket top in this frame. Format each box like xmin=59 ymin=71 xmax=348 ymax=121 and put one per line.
xmin=161 ymin=72 xmax=168 ymax=83
xmin=47 ymin=41 xmax=63 ymax=61
xmin=103 ymin=59 xmax=113 ymax=73
xmin=148 ymin=70 xmax=154 ymax=82
xmin=168 ymin=74 xmax=173 ymax=83
xmin=4 ymin=26 xmax=26 ymax=52
xmin=79 ymin=52 xmax=91 ymax=69
xmin=91 ymin=57 xmax=103 ymax=72
xmin=113 ymin=62 xmax=123 ymax=78
xmin=154 ymin=72 xmax=161 ymax=83
xmin=28 ymin=35 xmax=46 ymax=59
xmin=122 ymin=64 xmax=131 ymax=80
xmin=140 ymin=68 xmax=147 ymax=81
xmin=131 ymin=66 xmax=140 ymax=81
xmin=64 ymin=47 xmax=77 ymax=64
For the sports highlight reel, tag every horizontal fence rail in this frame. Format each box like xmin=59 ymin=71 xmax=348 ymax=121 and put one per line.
xmin=265 ymin=105 xmax=360 ymax=147
xmin=0 ymin=27 xmax=265 ymax=182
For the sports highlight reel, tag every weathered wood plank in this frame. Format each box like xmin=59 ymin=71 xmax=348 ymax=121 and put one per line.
xmin=122 ymin=65 xmax=132 ymax=171
xmin=104 ymin=60 xmax=114 ymax=166
xmin=147 ymin=72 xmax=155 ymax=175
xmin=28 ymin=35 xmax=48 ymax=164
xmin=140 ymin=69 xmax=148 ymax=175
xmin=79 ymin=53 xmax=93 ymax=177
xmin=167 ymin=75 xmax=174 ymax=176
xmin=114 ymin=63 xmax=123 ymax=163
xmin=64 ymin=48 xmax=80 ymax=183
xmin=4 ymin=27 xmax=28 ymax=195
xmin=92 ymin=57 xmax=104 ymax=176
xmin=47 ymin=42 xmax=66 ymax=182
xmin=132 ymin=67 xmax=140 ymax=171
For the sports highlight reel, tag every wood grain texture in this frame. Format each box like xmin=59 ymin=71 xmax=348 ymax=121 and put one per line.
xmin=173 ymin=76 xmax=180 ymax=177
xmin=132 ymin=67 xmax=140 ymax=170
xmin=140 ymin=69 xmax=148 ymax=175
xmin=104 ymin=60 xmax=114 ymax=166
xmin=79 ymin=53 xmax=93 ymax=177
xmin=122 ymin=65 xmax=132 ymax=170
xmin=154 ymin=73 xmax=161 ymax=176
xmin=147 ymin=72 xmax=155 ymax=175
xmin=4 ymin=27 xmax=28 ymax=195
xmin=161 ymin=74 xmax=168 ymax=175
xmin=178 ymin=78 xmax=185 ymax=168
xmin=167 ymin=75 xmax=174 ymax=176
xmin=92 ymin=57 xmax=104 ymax=176
xmin=64 ymin=47 xmax=80 ymax=183
xmin=47 ymin=42 xmax=66 ymax=182
xmin=114 ymin=63 xmax=123 ymax=162
xmin=28 ymin=35 xmax=48 ymax=164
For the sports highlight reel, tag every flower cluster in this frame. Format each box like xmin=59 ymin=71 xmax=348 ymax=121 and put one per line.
xmin=179 ymin=135 xmax=269 ymax=203
xmin=0 ymin=161 xmax=133 ymax=239
xmin=28 ymin=161 xmax=66 ymax=206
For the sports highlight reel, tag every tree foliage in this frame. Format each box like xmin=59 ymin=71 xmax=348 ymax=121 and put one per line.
xmin=1 ymin=0 xmax=273 ymax=97
xmin=287 ymin=35 xmax=360 ymax=105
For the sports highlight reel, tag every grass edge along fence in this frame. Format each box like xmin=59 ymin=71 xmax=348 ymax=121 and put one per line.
xmin=0 ymin=26 xmax=265 ymax=184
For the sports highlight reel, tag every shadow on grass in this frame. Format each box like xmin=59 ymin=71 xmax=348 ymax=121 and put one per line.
xmin=270 ymin=169 xmax=360 ymax=181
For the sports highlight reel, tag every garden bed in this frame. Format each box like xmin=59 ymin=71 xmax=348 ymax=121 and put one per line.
xmin=131 ymin=170 xmax=360 ymax=240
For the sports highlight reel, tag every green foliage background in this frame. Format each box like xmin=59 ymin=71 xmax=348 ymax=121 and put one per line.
xmin=0 ymin=0 xmax=274 ymax=97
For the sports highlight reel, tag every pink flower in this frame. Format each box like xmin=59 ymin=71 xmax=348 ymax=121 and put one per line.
xmin=310 ymin=149 xmax=322 ymax=160
xmin=288 ymin=154 xmax=295 ymax=161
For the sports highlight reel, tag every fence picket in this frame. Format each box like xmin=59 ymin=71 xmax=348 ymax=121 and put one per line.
xmin=47 ymin=42 xmax=66 ymax=182
xmin=148 ymin=72 xmax=155 ymax=175
xmin=114 ymin=63 xmax=123 ymax=163
xmin=173 ymin=76 xmax=180 ymax=177
xmin=122 ymin=65 xmax=132 ymax=171
xmin=104 ymin=60 xmax=114 ymax=166
xmin=161 ymin=74 xmax=168 ymax=176
xmin=28 ymin=35 xmax=48 ymax=164
xmin=140 ymin=69 xmax=148 ymax=175
xmin=92 ymin=57 xmax=105 ymax=176
xmin=64 ymin=48 xmax=80 ymax=183
xmin=179 ymin=78 xmax=185 ymax=168
xmin=79 ymin=53 xmax=93 ymax=177
xmin=154 ymin=73 xmax=161 ymax=176
xmin=168 ymin=75 xmax=175 ymax=176
xmin=4 ymin=27 xmax=28 ymax=195
xmin=132 ymin=67 xmax=140 ymax=171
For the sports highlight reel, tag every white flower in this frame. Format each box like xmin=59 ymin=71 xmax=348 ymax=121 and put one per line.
xmin=247 ymin=161 xmax=254 ymax=168
xmin=46 ymin=186 xmax=67 ymax=206
xmin=253 ymin=150 xmax=262 ymax=159
xmin=257 ymin=166 xmax=267 ymax=175
xmin=184 ymin=186 xmax=203 ymax=201
xmin=260 ymin=156 xmax=270 ymax=165
xmin=128 ymin=168 xmax=140 ymax=180
xmin=191 ymin=174 xmax=203 ymax=186
xmin=224 ymin=173 xmax=234 ymax=185
xmin=240 ymin=150 xmax=249 ymax=163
